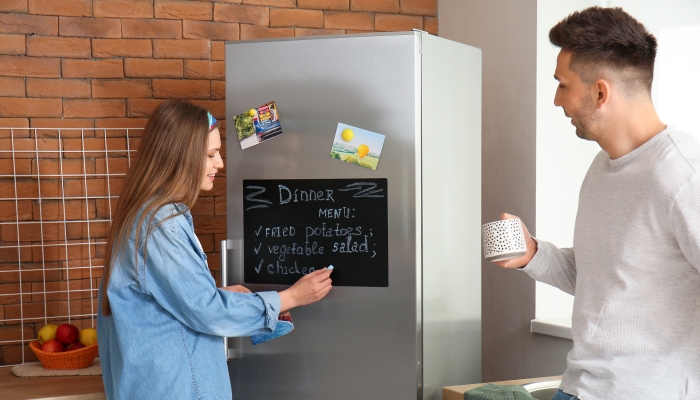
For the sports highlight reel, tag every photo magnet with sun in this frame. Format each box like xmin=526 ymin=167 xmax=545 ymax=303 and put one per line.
xmin=330 ymin=123 xmax=385 ymax=171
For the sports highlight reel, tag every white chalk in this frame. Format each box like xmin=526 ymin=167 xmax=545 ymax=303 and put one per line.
xmin=327 ymin=265 xmax=334 ymax=270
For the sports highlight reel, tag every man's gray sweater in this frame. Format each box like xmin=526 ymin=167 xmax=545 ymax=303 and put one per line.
xmin=524 ymin=126 xmax=700 ymax=399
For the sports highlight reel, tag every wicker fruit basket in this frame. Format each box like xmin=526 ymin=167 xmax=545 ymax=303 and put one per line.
xmin=29 ymin=340 xmax=98 ymax=370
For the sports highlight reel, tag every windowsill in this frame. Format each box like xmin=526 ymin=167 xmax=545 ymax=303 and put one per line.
xmin=531 ymin=318 xmax=572 ymax=340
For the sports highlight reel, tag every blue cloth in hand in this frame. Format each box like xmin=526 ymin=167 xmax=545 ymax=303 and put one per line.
xmin=250 ymin=319 xmax=294 ymax=345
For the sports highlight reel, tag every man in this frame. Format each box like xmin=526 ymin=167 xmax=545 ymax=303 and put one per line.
xmin=495 ymin=7 xmax=700 ymax=400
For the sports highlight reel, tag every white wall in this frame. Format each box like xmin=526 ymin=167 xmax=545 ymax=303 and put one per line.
xmin=609 ymin=1 xmax=700 ymax=136
xmin=441 ymin=0 xmax=700 ymax=382
xmin=535 ymin=0 xmax=700 ymax=320
xmin=535 ymin=0 xmax=599 ymax=320
xmin=656 ymin=26 xmax=700 ymax=139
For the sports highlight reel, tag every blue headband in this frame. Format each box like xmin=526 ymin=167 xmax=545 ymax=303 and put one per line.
xmin=207 ymin=112 xmax=217 ymax=130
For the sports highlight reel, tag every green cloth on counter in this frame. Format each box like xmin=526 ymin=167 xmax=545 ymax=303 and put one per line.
xmin=463 ymin=383 xmax=535 ymax=400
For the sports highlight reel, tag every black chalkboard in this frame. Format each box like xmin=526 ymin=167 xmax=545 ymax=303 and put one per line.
xmin=243 ymin=179 xmax=388 ymax=287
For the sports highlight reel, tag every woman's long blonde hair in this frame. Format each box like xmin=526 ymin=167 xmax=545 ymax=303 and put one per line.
xmin=101 ymin=100 xmax=214 ymax=316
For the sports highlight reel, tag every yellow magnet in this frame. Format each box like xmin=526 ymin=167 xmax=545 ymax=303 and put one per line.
xmin=341 ymin=128 xmax=354 ymax=142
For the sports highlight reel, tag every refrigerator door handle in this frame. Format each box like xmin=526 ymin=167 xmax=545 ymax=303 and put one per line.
xmin=221 ymin=239 xmax=244 ymax=359
xmin=220 ymin=239 xmax=229 ymax=357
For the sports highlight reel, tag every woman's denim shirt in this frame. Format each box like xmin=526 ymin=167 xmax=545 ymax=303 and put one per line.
xmin=98 ymin=203 xmax=280 ymax=400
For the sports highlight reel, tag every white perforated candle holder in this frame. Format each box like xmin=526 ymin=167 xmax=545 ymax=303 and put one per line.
xmin=481 ymin=219 xmax=527 ymax=261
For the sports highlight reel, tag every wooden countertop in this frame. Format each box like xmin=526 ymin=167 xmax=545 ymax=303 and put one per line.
xmin=443 ymin=375 xmax=562 ymax=400
xmin=2 ymin=364 xmax=559 ymax=400
xmin=0 ymin=365 xmax=105 ymax=400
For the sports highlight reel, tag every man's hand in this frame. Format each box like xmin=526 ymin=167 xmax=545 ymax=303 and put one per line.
xmin=492 ymin=213 xmax=538 ymax=269
xmin=278 ymin=268 xmax=333 ymax=311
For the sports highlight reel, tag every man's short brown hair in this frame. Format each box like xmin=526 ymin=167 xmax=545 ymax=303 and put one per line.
xmin=550 ymin=7 xmax=657 ymax=93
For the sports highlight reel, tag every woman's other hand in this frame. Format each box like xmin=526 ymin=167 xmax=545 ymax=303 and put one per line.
xmin=278 ymin=268 xmax=333 ymax=311
xmin=222 ymin=285 xmax=251 ymax=294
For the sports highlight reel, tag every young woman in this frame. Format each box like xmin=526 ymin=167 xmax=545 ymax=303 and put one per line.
xmin=98 ymin=100 xmax=333 ymax=400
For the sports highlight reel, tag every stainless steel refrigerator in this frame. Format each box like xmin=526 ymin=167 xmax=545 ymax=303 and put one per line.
xmin=223 ymin=31 xmax=481 ymax=400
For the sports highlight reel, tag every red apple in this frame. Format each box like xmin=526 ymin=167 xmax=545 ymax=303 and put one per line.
xmin=55 ymin=324 xmax=79 ymax=345
xmin=41 ymin=339 xmax=64 ymax=352
xmin=66 ymin=342 xmax=86 ymax=351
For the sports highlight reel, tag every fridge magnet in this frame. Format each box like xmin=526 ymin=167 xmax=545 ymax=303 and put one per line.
xmin=233 ymin=101 xmax=284 ymax=149
xmin=330 ymin=123 xmax=385 ymax=171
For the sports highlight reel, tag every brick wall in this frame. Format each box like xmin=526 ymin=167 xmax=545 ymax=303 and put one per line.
xmin=0 ymin=0 xmax=437 ymax=365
